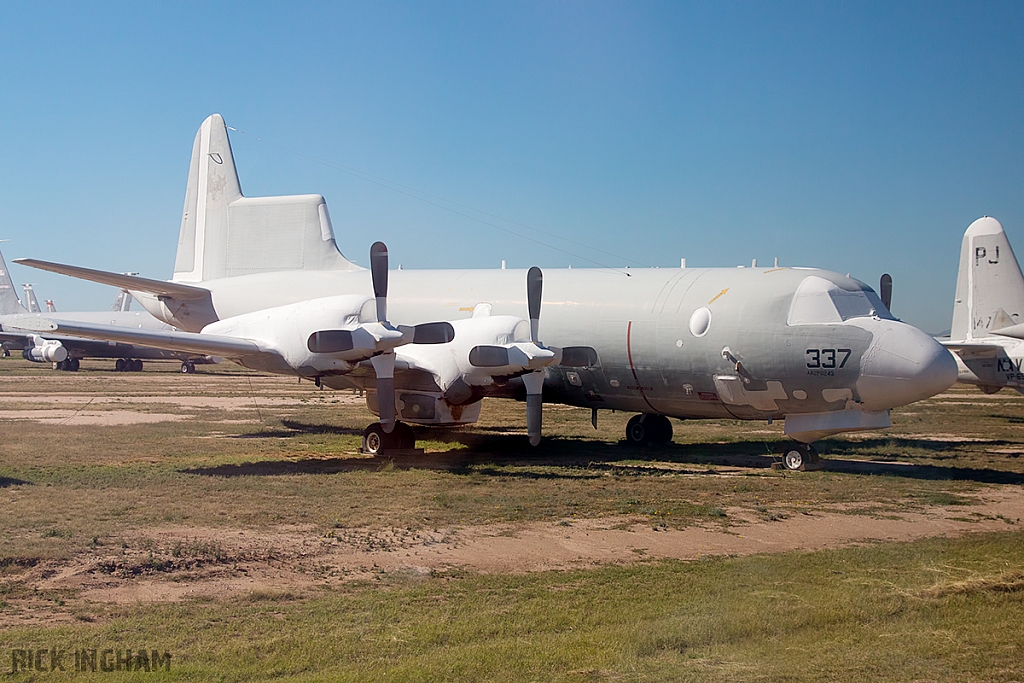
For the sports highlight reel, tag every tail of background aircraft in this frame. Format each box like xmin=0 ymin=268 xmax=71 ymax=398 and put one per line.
xmin=172 ymin=114 xmax=359 ymax=283
xmin=0 ymin=250 xmax=28 ymax=315
xmin=951 ymin=216 xmax=1024 ymax=340
xmin=21 ymin=284 xmax=41 ymax=313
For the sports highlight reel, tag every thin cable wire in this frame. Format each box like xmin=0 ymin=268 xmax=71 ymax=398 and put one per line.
xmin=247 ymin=375 xmax=264 ymax=429
xmin=227 ymin=126 xmax=640 ymax=275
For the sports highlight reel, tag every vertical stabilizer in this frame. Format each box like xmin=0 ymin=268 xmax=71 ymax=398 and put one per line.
xmin=21 ymin=284 xmax=41 ymax=313
xmin=951 ymin=217 xmax=1024 ymax=340
xmin=0 ymin=250 xmax=28 ymax=315
xmin=173 ymin=114 xmax=242 ymax=282
xmin=172 ymin=114 xmax=358 ymax=283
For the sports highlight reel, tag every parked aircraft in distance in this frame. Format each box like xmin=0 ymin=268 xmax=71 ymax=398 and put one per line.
xmin=0 ymin=249 xmax=216 ymax=373
xmin=17 ymin=114 xmax=957 ymax=469
xmin=942 ymin=216 xmax=1024 ymax=394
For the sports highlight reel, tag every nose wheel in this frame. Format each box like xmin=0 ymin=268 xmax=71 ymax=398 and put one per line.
xmin=780 ymin=443 xmax=819 ymax=471
xmin=362 ymin=422 xmax=416 ymax=455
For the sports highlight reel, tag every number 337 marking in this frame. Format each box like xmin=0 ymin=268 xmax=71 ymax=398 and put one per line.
xmin=806 ymin=348 xmax=851 ymax=369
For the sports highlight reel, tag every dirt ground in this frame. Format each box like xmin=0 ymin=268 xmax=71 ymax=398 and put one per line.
xmin=2 ymin=482 xmax=1020 ymax=627
xmin=2 ymin=360 xmax=1024 ymax=627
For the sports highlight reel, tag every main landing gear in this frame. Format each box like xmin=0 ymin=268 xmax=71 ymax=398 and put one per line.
xmin=625 ymin=413 xmax=674 ymax=446
xmin=180 ymin=361 xmax=197 ymax=374
xmin=115 ymin=358 xmax=143 ymax=372
xmin=779 ymin=443 xmax=819 ymax=471
xmin=362 ymin=422 xmax=416 ymax=455
xmin=55 ymin=358 xmax=80 ymax=371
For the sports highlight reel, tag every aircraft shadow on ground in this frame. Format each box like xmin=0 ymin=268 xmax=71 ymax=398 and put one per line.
xmin=985 ymin=413 xmax=1024 ymax=425
xmin=230 ymin=420 xmax=365 ymax=439
xmin=0 ymin=476 xmax=31 ymax=488
xmin=182 ymin=423 xmax=1024 ymax=485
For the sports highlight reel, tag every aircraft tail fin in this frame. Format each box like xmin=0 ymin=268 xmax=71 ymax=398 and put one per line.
xmin=173 ymin=114 xmax=359 ymax=283
xmin=951 ymin=217 xmax=1024 ymax=340
xmin=0 ymin=249 xmax=28 ymax=315
xmin=21 ymin=284 xmax=41 ymax=313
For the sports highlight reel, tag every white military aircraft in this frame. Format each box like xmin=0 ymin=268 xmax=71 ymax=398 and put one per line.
xmin=942 ymin=216 xmax=1024 ymax=394
xmin=15 ymin=114 xmax=957 ymax=469
xmin=0 ymin=249 xmax=216 ymax=372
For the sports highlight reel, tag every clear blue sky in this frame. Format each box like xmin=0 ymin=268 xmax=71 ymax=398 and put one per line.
xmin=1 ymin=1 xmax=1022 ymax=333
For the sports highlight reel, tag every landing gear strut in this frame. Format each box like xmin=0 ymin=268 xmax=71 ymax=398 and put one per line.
xmin=625 ymin=413 xmax=673 ymax=446
xmin=780 ymin=443 xmax=819 ymax=471
xmin=362 ymin=422 xmax=416 ymax=455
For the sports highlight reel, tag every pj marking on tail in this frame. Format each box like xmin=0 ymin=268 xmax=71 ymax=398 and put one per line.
xmin=942 ymin=216 xmax=1024 ymax=394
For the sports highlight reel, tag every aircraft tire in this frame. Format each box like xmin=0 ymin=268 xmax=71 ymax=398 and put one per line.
xmin=181 ymin=361 xmax=196 ymax=374
xmin=626 ymin=414 xmax=673 ymax=446
xmin=625 ymin=414 xmax=651 ymax=445
xmin=648 ymin=414 xmax=673 ymax=445
xmin=781 ymin=444 xmax=817 ymax=471
xmin=115 ymin=358 xmax=127 ymax=372
xmin=68 ymin=358 xmax=80 ymax=372
xmin=130 ymin=359 xmax=143 ymax=372
xmin=363 ymin=423 xmax=400 ymax=455
xmin=396 ymin=422 xmax=415 ymax=450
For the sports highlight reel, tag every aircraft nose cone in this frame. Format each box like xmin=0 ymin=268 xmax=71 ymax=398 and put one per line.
xmin=857 ymin=321 xmax=957 ymax=411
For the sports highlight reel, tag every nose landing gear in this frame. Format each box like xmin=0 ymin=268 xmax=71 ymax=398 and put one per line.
xmin=779 ymin=443 xmax=820 ymax=471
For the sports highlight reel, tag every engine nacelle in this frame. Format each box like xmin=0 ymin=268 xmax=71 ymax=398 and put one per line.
xmin=204 ymin=293 xmax=371 ymax=376
xmin=23 ymin=339 xmax=68 ymax=363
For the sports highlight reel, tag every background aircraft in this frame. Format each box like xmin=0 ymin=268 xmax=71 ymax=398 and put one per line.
xmin=0 ymin=249 xmax=216 ymax=372
xmin=942 ymin=216 xmax=1024 ymax=394
xmin=16 ymin=115 xmax=957 ymax=469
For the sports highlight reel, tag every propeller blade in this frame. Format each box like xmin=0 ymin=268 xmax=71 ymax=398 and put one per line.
xmin=370 ymin=353 xmax=396 ymax=433
xmin=527 ymin=266 xmax=542 ymax=344
xmin=412 ymin=321 xmax=455 ymax=345
xmin=558 ymin=346 xmax=598 ymax=368
xmin=523 ymin=371 xmax=545 ymax=447
xmin=879 ymin=273 xmax=893 ymax=312
xmin=307 ymin=330 xmax=354 ymax=354
xmin=469 ymin=345 xmax=511 ymax=368
xmin=370 ymin=241 xmax=389 ymax=323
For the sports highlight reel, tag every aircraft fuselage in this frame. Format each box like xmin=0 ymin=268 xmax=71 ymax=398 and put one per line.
xmin=134 ymin=264 xmax=955 ymax=434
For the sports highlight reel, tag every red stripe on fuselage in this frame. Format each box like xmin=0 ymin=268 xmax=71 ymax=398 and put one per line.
xmin=626 ymin=320 xmax=659 ymax=413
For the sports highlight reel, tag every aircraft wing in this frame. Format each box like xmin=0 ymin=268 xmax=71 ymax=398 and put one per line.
xmin=0 ymin=330 xmax=30 ymax=346
xmin=12 ymin=259 xmax=209 ymax=300
xmin=9 ymin=316 xmax=267 ymax=360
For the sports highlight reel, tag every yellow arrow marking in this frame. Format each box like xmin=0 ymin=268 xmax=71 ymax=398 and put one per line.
xmin=708 ymin=288 xmax=729 ymax=305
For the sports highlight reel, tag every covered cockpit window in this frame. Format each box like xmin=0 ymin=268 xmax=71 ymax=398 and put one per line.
xmin=788 ymin=276 xmax=894 ymax=325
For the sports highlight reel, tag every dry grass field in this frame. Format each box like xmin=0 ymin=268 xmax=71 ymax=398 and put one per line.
xmin=1 ymin=357 xmax=1022 ymax=680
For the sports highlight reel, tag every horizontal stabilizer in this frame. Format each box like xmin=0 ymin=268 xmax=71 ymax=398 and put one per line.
xmin=941 ymin=340 xmax=1003 ymax=357
xmin=13 ymin=259 xmax=210 ymax=300
xmin=990 ymin=322 xmax=1024 ymax=340
xmin=10 ymin=316 xmax=265 ymax=359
